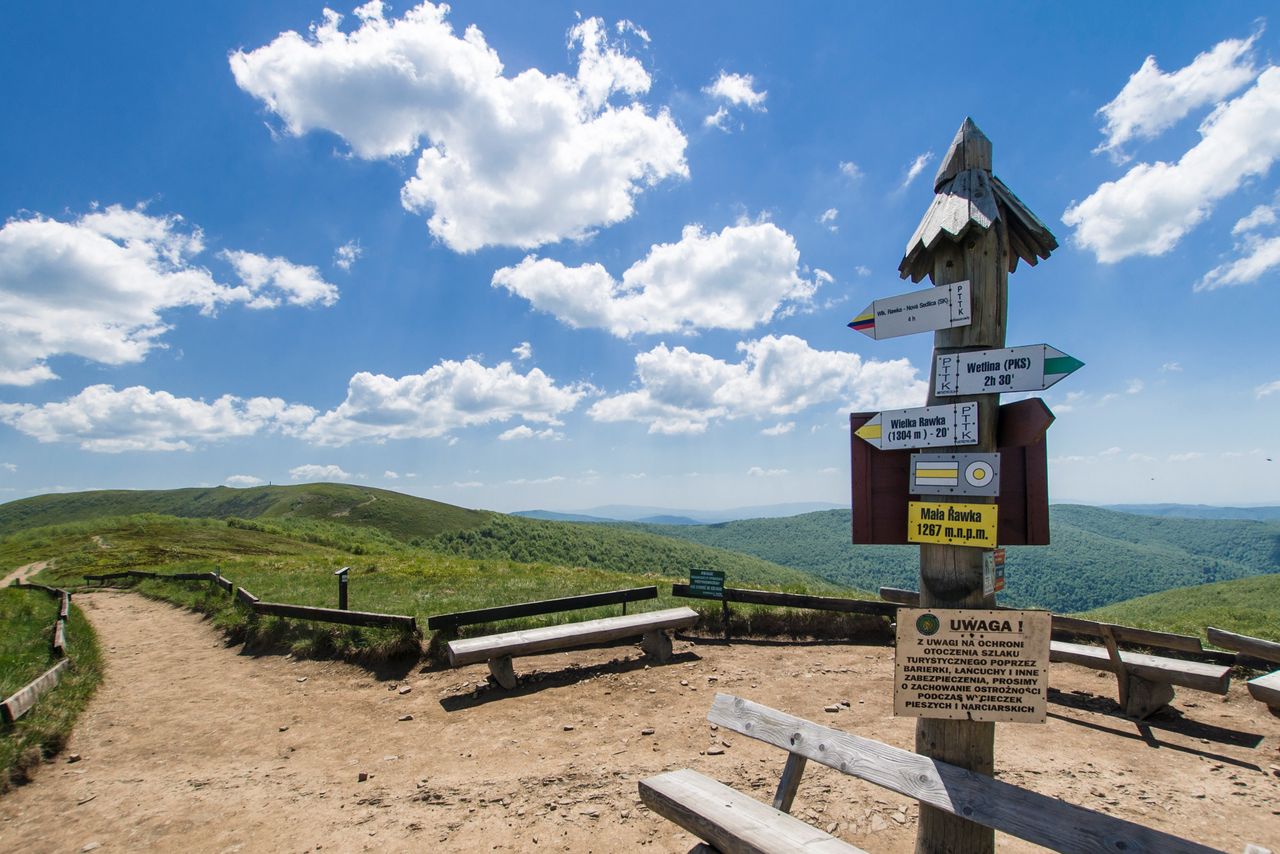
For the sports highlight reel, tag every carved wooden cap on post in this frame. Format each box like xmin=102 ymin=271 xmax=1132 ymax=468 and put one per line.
xmin=898 ymin=118 xmax=1058 ymax=283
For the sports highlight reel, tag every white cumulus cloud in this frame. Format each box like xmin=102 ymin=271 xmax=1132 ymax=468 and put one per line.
xmin=1256 ymin=379 xmax=1280 ymax=398
xmin=492 ymin=222 xmax=819 ymax=336
xmin=334 ymin=239 xmax=363 ymax=271
xmin=1094 ymin=30 xmax=1260 ymax=160
xmin=1232 ymin=204 xmax=1277 ymax=234
xmin=222 ymin=250 xmax=338 ymax=308
xmin=498 ymin=424 xmax=563 ymax=441
xmin=747 ymin=466 xmax=788 ymax=477
xmin=230 ymin=4 xmax=687 ymax=252
xmin=839 ymin=161 xmax=863 ymax=181
xmin=588 ymin=334 xmax=927 ymax=434
xmin=226 ymin=474 xmax=265 ymax=487
xmin=1064 ymin=67 xmax=1280 ymax=263
xmin=512 ymin=341 xmax=533 ymax=361
xmin=0 ymin=385 xmax=316 ymax=452
xmin=902 ymin=152 xmax=934 ymax=188
xmin=290 ymin=463 xmax=352 ymax=481
xmin=0 ymin=204 xmax=336 ymax=385
xmin=304 ymin=358 xmax=589 ymax=445
xmin=819 ymin=208 xmax=838 ymax=233
xmin=761 ymin=422 xmax=794 ymax=436
xmin=704 ymin=71 xmax=767 ymax=109
xmin=1197 ymin=234 xmax=1280 ymax=291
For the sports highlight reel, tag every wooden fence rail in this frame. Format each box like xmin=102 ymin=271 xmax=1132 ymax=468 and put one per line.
xmin=1 ymin=659 xmax=71 ymax=725
xmin=427 ymin=586 xmax=658 ymax=632
xmin=254 ymin=600 xmax=416 ymax=630
xmin=672 ymin=584 xmax=897 ymax=618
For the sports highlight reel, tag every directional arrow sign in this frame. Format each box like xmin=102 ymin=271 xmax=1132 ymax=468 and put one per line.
xmin=848 ymin=280 xmax=971 ymax=340
xmin=934 ymin=344 xmax=1083 ymax=396
xmin=854 ymin=402 xmax=978 ymax=451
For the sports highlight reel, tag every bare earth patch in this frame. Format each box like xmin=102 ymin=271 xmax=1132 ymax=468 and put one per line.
xmin=0 ymin=561 xmax=49 ymax=589
xmin=1 ymin=591 xmax=1277 ymax=852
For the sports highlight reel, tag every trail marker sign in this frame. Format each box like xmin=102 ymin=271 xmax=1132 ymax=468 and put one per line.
xmin=849 ymin=280 xmax=971 ymax=340
xmin=854 ymin=402 xmax=978 ymax=451
xmin=910 ymin=453 xmax=1000 ymax=496
xmin=907 ymin=501 xmax=997 ymax=548
xmin=982 ymin=548 xmax=1006 ymax=596
xmin=687 ymin=569 xmax=725 ymax=600
xmin=894 ymin=608 xmax=1049 ymax=723
xmin=934 ymin=344 xmax=1083 ymax=396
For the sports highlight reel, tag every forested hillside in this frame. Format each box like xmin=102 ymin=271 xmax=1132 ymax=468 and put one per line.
xmin=428 ymin=513 xmax=846 ymax=592
xmin=632 ymin=505 xmax=1280 ymax=613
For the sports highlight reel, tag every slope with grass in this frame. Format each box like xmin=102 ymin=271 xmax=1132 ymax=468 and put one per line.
xmin=630 ymin=505 xmax=1280 ymax=613
xmin=1080 ymin=574 xmax=1280 ymax=644
xmin=0 ymin=484 xmax=489 ymax=543
xmin=0 ymin=587 xmax=102 ymax=791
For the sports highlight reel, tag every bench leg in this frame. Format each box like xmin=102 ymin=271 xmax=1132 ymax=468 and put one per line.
xmin=641 ymin=629 xmax=673 ymax=663
xmin=488 ymin=656 xmax=518 ymax=690
xmin=1123 ymin=674 xmax=1175 ymax=720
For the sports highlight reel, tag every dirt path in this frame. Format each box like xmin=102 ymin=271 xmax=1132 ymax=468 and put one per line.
xmin=0 ymin=561 xmax=48 ymax=589
xmin=1 ymin=593 xmax=1277 ymax=853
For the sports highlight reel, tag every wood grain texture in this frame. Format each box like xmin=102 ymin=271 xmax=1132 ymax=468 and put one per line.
xmin=639 ymin=768 xmax=867 ymax=854
xmin=1056 ymin=616 xmax=1203 ymax=654
xmin=1049 ymin=641 xmax=1231 ymax=694
xmin=235 ymin=586 xmax=260 ymax=607
xmin=427 ymin=586 xmax=657 ymax=630
xmin=772 ymin=752 xmax=807 ymax=813
xmin=707 ymin=694 xmax=1222 ymax=854
xmin=1207 ymin=627 xmax=1280 ymax=664
xmin=1247 ymin=670 xmax=1280 ymax=710
xmin=253 ymin=601 xmax=416 ymax=630
xmin=1 ymin=658 xmax=71 ymax=724
xmin=672 ymin=584 xmax=895 ymax=618
xmin=446 ymin=607 xmax=698 ymax=667
xmin=52 ymin=620 xmax=67 ymax=657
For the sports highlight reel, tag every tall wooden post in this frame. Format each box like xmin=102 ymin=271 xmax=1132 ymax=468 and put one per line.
xmin=898 ymin=118 xmax=1055 ymax=854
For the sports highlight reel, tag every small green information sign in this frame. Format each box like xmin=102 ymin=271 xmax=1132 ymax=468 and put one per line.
xmin=688 ymin=569 xmax=726 ymax=600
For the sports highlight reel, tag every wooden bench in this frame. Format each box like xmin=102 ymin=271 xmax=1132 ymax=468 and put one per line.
xmin=879 ymin=587 xmax=1231 ymax=719
xmin=1207 ymin=627 xmax=1280 ymax=716
xmin=446 ymin=606 xmax=698 ymax=689
xmin=640 ymin=693 xmax=1222 ymax=853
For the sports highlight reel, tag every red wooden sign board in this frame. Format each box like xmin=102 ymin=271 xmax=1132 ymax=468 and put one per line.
xmin=850 ymin=398 xmax=1053 ymax=546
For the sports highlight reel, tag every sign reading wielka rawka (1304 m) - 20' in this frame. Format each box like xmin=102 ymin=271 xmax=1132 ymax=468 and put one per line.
xmin=848 ymin=280 xmax=971 ymax=341
xmin=907 ymin=500 xmax=997 ymax=547
xmin=895 ymin=608 xmax=1050 ymax=723
xmin=853 ymin=402 xmax=978 ymax=451
xmin=934 ymin=344 xmax=1083 ymax=396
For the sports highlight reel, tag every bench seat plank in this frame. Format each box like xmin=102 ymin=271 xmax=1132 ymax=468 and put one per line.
xmin=447 ymin=607 xmax=698 ymax=666
xmin=708 ymin=693 xmax=1220 ymax=854
xmin=640 ymin=768 xmax=867 ymax=854
xmin=1248 ymin=670 xmax=1280 ymax=710
xmin=1049 ymin=640 xmax=1230 ymax=694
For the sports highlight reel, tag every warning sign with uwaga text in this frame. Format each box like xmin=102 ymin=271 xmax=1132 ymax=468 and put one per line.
xmin=894 ymin=608 xmax=1050 ymax=723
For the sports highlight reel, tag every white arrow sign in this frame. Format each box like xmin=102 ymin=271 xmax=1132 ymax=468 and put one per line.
xmin=854 ymin=402 xmax=978 ymax=451
xmin=848 ymin=280 xmax=971 ymax=340
xmin=934 ymin=344 xmax=1084 ymax=396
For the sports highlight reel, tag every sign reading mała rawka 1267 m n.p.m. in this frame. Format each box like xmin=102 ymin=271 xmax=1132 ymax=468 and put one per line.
xmin=907 ymin=500 xmax=996 ymax=547
xmin=895 ymin=608 xmax=1050 ymax=723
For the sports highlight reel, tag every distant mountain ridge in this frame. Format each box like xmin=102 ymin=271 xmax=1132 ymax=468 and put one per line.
xmin=1102 ymin=504 xmax=1280 ymax=522
xmin=514 ymin=501 xmax=844 ymax=525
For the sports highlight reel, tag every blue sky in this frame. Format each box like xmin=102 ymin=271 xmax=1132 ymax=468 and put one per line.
xmin=1 ymin=2 xmax=1278 ymax=512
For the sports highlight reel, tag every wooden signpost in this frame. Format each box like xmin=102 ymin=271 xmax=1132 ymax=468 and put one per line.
xmin=909 ymin=452 xmax=1000 ymax=496
xmin=895 ymin=608 xmax=1050 ymax=723
xmin=935 ymin=344 xmax=1083 ymax=396
xmin=852 ymin=118 xmax=1062 ymax=854
xmin=849 ymin=280 xmax=971 ymax=340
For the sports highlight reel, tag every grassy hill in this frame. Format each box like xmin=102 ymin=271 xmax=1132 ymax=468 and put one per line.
xmin=629 ymin=505 xmax=1280 ymax=613
xmin=0 ymin=484 xmax=489 ymax=543
xmin=1081 ymin=574 xmax=1280 ymax=643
